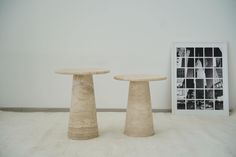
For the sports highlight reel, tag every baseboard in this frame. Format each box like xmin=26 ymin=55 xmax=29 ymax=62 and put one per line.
xmin=0 ymin=107 xmax=171 ymax=113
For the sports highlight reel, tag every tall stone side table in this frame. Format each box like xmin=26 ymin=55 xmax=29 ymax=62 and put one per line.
xmin=56 ymin=68 xmax=110 ymax=140
xmin=114 ymin=74 xmax=167 ymax=137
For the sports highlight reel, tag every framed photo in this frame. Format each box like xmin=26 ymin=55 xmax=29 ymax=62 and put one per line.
xmin=171 ymin=42 xmax=229 ymax=116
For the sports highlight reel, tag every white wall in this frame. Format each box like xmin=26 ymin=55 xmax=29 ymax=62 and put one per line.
xmin=0 ymin=0 xmax=236 ymax=109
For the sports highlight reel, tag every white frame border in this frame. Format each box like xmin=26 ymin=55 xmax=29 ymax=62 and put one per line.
xmin=171 ymin=42 xmax=229 ymax=116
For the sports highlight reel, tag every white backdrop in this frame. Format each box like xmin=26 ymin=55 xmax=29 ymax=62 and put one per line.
xmin=0 ymin=0 xmax=236 ymax=109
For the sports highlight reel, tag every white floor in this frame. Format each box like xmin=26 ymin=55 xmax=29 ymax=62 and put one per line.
xmin=0 ymin=111 xmax=236 ymax=157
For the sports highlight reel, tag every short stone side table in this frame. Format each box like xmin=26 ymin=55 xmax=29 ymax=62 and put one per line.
xmin=56 ymin=68 xmax=110 ymax=140
xmin=114 ymin=74 xmax=167 ymax=137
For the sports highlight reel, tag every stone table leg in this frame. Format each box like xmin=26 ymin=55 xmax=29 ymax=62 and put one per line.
xmin=68 ymin=75 xmax=98 ymax=140
xmin=124 ymin=81 xmax=154 ymax=137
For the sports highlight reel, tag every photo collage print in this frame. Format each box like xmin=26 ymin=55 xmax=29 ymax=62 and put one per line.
xmin=176 ymin=47 xmax=223 ymax=110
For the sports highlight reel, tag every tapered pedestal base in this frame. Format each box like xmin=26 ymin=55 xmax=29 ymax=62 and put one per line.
xmin=124 ymin=81 xmax=154 ymax=137
xmin=68 ymin=75 xmax=98 ymax=140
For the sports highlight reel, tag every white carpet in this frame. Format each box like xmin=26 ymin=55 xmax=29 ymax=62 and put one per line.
xmin=0 ymin=111 xmax=236 ymax=157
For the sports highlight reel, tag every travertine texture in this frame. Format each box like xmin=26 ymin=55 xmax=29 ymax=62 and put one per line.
xmin=125 ymin=81 xmax=154 ymax=136
xmin=56 ymin=68 xmax=109 ymax=140
xmin=114 ymin=74 xmax=167 ymax=81
xmin=114 ymin=74 xmax=167 ymax=137
xmin=68 ymin=75 xmax=98 ymax=139
xmin=55 ymin=68 xmax=110 ymax=75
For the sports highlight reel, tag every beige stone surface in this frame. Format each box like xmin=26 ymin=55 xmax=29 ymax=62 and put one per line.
xmin=114 ymin=74 xmax=167 ymax=81
xmin=55 ymin=68 xmax=110 ymax=75
xmin=56 ymin=68 xmax=110 ymax=140
xmin=125 ymin=81 xmax=154 ymax=137
xmin=68 ymin=75 xmax=98 ymax=139
xmin=114 ymin=74 xmax=167 ymax=137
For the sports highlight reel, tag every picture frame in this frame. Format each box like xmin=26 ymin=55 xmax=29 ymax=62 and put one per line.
xmin=171 ymin=42 xmax=229 ymax=116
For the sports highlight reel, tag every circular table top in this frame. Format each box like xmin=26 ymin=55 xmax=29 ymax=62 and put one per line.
xmin=114 ymin=74 xmax=167 ymax=82
xmin=55 ymin=68 xmax=110 ymax=75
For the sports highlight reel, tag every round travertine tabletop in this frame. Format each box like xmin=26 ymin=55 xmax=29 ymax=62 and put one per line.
xmin=55 ymin=68 xmax=110 ymax=75
xmin=55 ymin=68 xmax=110 ymax=140
xmin=114 ymin=74 xmax=167 ymax=81
xmin=114 ymin=74 xmax=167 ymax=137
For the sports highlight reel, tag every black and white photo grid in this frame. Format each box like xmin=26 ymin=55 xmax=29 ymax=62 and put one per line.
xmin=176 ymin=47 xmax=224 ymax=111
